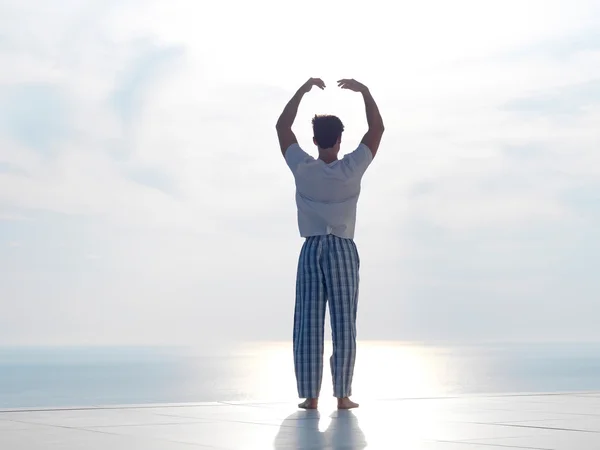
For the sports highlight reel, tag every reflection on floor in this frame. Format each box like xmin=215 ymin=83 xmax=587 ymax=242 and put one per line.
xmin=2 ymin=392 xmax=600 ymax=449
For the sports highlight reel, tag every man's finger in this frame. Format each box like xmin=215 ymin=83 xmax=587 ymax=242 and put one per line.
xmin=312 ymin=78 xmax=325 ymax=89
xmin=338 ymin=80 xmax=355 ymax=89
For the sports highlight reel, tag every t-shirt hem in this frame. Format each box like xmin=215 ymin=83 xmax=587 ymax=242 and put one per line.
xmin=284 ymin=143 xmax=300 ymax=163
xmin=360 ymin=143 xmax=374 ymax=164
xmin=300 ymin=232 xmax=355 ymax=240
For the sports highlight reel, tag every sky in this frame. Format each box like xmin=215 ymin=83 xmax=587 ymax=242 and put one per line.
xmin=1 ymin=0 xmax=599 ymax=346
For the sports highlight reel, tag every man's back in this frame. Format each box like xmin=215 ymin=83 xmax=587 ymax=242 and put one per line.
xmin=285 ymin=143 xmax=373 ymax=239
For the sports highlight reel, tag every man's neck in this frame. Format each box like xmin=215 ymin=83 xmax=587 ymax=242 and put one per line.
xmin=318 ymin=148 xmax=338 ymax=164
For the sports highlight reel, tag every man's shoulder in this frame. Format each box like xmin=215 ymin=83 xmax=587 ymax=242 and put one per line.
xmin=342 ymin=143 xmax=372 ymax=162
xmin=285 ymin=144 xmax=314 ymax=171
xmin=339 ymin=144 xmax=373 ymax=175
xmin=285 ymin=143 xmax=314 ymax=161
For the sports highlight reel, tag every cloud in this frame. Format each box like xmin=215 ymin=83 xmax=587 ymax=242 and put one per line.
xmin=0 ymin=162 xmax=26 ymax=176
xmin=124 ymin=166 xmax=177 ymax=196
xmin=0 ymin=213 xmax=28 ymax=221
xmin=111 ymin=40 xmax=185 ymax=126
xmin=561 ymin=182 xmax=600 ymax=221
xmin=503 ymin=79 xmax=600 ymax=116
xmin=0 ymin=84 xmax=69 ymax=155
xmin=524 ymin=28 xmax=600 ymax=60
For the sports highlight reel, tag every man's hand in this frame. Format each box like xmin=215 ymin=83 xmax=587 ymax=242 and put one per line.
xmin=337 ymin=79 xmax=368 ymax=93
xmin=299 ymin=77 xmax=326 ymax=94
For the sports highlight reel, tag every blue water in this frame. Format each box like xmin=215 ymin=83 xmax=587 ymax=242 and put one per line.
xmin=1 ymin=342 xmax=600 ymax=409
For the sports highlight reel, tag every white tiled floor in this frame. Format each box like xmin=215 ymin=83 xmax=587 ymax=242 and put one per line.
xmin=2 ymin=393 xmax=600 ymax=449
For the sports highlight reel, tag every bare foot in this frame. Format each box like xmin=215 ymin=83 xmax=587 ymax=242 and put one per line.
xmin=337 ymin=397 xmax=359 ymax=409
xmin=298 ymin=398 xmax=318 ymax=410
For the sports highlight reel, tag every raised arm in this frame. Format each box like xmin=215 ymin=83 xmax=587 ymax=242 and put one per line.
xmin=338 ymin=79 xmax=385 ymax=158
xmin=276 ymin=78 xmax=325 ymax=156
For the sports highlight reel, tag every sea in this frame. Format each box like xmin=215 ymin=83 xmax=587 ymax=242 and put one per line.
xmin=1 ymin=341 xmax=600 ymax=409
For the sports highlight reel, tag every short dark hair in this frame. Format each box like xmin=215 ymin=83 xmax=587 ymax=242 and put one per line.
xmin=312 ymin=115 xmax=344 ymax=149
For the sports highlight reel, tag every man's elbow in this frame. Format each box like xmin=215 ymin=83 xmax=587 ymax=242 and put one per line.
xmin=370 ymin=122 xmax=384 ymax=134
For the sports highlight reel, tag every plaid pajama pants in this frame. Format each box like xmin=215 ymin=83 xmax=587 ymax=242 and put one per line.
xmin=293 ymin=234 xmax=360 ymax=399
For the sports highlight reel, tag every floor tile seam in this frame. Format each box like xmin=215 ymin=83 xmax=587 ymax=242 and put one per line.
xmin=1 ymin=421 xmax=224 ymax=449
xmin=2 ymin=390 xmax=599 ymax=413
xmin=82 ymin=419 xmax=212 ymax=429
xmin=468 ymin=421 xmax=600 ymax=434
xmin=434 ymin=438 xmax=553 ymax=450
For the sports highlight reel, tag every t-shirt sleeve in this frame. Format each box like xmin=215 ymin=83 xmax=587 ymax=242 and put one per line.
xmin=342 ymin=144 xmax=373 ymax=176
xmin=284 ymin=143 xmax=312 ymax=173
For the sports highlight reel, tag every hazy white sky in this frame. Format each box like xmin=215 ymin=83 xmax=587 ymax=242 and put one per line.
xmin=1 ymin=0 xmax=599 ymax=346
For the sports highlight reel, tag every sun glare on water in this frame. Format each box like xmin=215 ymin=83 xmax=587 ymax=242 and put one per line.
xmin=233 ymin=341 xmax=446 ymax=404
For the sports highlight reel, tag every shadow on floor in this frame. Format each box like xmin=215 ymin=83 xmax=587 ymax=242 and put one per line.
xmin=273 ymin=409 xmax=367 ymax=449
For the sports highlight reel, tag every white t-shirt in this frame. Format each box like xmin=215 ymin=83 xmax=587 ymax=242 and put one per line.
xmin=285 ymin=143 xmax=373 ymax=239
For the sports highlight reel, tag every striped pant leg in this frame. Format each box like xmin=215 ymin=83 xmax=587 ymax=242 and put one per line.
xmin=323 ymin=235 xmax=360 ymax=398
xmin=293 ymin=236 xmax=327 ymax=399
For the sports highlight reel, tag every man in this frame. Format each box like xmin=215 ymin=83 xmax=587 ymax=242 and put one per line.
xmin=276 ymin=78 xmax=384 ymax=410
